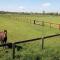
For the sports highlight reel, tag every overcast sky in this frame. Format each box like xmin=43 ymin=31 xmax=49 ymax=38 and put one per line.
xmin=0 ymin=0 xmax=60 ymax=12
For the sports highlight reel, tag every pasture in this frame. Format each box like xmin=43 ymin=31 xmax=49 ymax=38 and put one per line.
xmin=0 ymin=14 xmax=60 ymax=60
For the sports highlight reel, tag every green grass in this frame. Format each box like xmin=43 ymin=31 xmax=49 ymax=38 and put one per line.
xmin=0 ymin=14 xmax=60 ymax=60
xmin=0 ymin=14 xmax=60 ymax=42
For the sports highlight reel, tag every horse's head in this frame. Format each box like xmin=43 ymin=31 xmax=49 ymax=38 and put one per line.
xmin=4 ymin=30 xmax=7 ymax=32
xmin=4 ymin=30 xmax=7 ymax=37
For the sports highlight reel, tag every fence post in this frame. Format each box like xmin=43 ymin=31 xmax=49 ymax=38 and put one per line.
xmin=34 ymin=20 xmax=36 ymax=24
xmin=12 ymin=43 xmax=15 ymax=59
xmin=59 ymin=24 xmax=60 ymax=30
xmin=30 ymin=20 xmax=31 ymax=24
xmin=42 ymin=21 xmax=44 ymax=26
xmin=42 ymin=37 xmax=44 ymax=49
xmin=50 ymin=23 xmax=53 ymax=28
xmin=50 ymin=23 xmax=52 ymax=28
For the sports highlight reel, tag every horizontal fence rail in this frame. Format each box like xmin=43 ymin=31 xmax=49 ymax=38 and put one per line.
xmin=33 ymin=20 xmax=60 ymax=30
xmin=44 ymin=34 xmax=60 ymax=39
xmin=0 ymin=34 xmax=60 ymax=47
xmin=0 ymin=33 xmax=60 ymax=59
xmin=14 ymin=34 xmax=60 ymax=44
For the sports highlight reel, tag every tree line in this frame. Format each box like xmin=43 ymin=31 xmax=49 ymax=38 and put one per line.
xmin=0 ymin=11 xmax=60 ymax=16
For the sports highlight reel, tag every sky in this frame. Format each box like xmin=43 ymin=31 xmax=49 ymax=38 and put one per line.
xmin=0 ymin=0 xmax=60 ymax=12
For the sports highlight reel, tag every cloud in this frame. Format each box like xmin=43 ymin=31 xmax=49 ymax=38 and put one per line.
xmin=17 ymin=6 xmax=28 ymax=12
xmin=19 ymin=6 xmax=25 ymax=10
xmin=42 ymin=2 xmax=51 ymax=7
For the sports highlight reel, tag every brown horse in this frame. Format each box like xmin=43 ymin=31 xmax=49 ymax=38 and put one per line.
xmin=0 ymin=30 xmax=7 ymax=44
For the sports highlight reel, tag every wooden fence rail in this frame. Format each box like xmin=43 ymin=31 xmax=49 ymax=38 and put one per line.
xmin=0 ymin=34 xmax=60 ymax=59
xmin=13 ymin=33 xmax=60 ymax=59
xmin=33 ymin=20 xmax=60 ymax=30
xmin=14 ymin=34 xmax=60 ymax=44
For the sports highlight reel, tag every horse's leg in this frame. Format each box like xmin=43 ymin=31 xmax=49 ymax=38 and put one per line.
xmin=1 ymin=40 xmax=4 ymax=49
xmin=4 ymin=37 xmax=7 ymax=48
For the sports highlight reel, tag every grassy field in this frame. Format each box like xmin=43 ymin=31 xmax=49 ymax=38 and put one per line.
xmin=0 ymin=14 xmax=60 ymax=60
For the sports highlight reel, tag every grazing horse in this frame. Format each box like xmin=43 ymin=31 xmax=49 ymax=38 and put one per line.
xmin=0 ymin=30 xmax=7 ymax=44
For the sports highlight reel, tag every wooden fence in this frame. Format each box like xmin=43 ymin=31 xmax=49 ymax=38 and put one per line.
xmin=13 ymin=33 xmax=60 ymax=59
xmin=0 ymin=34 xmax=60 ymax=59
xmin=33 ymin=20 xmax=60 ymax=30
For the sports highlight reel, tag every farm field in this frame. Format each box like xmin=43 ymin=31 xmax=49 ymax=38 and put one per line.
xmin=0 ymin=14 xmax=60 ymax=60
xmin=0 ymin=14 xmax=60 ymax=42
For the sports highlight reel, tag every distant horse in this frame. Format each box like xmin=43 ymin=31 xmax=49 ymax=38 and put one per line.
xmin=0 ymin=30 xmax=7 ymax=44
